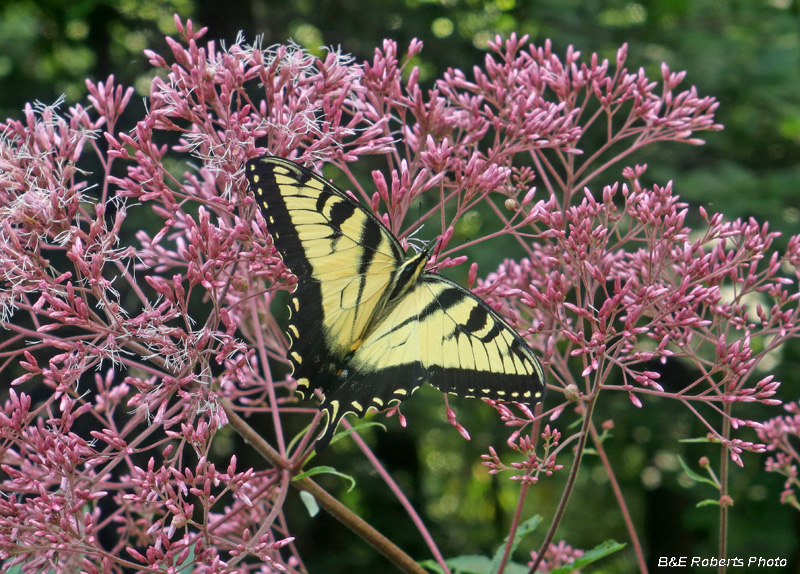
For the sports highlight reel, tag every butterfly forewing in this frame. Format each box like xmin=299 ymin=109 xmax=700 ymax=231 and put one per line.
xmin=247 ymin=157 xmax=404 ymax=398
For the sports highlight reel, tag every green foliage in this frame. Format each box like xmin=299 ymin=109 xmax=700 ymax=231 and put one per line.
xmin=299 ymin=490 xmax=321 ymax=517
xmin=419 ymin=520 xmax=625 ymax=574
xmin=0 ymin=0 xmax=194 ymax=118
xmin=293 ymin=466 xmax=357 ymax=492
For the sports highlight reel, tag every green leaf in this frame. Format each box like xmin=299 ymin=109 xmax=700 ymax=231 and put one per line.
xmin=293 ymin=465 xmax=356 ymax=492
xmin=679 ymin=437 xmax=713 ymax=443
xmin=330 ymin=421 xmax=386 ymax=446
xmin=299 ymin=490 xmax=320 ymax=517
xmin=567 ymin=416 xmax=584 ymax=430
xmin=419 ymin=528 xmax=622 ymax=574
xmin=445 ymin=555 xmax=529 ymax=574
xmin=418 ymin=559 xmax=446 ymax=574
xmin=490 ymin=515 xmax=542 ymax=573
xmin=548 ymin=540 xmax=626 ymax=574
xmin=5 ymin=554 xmax=57 ymax=574
xmin=287 ymin=421 xmax=314 ymax=455
xmin=446 ymin=555 xmax=494 ymax=573
xmin=419 ymin=555 xmax=492 ymax=574
xmin=696 ymin=498 xmax=720 ymax=507
xmin=288 ymin=421 xmax=387 ymax=458
xmin=678 ymin=455 xmax=717 ymax=487
xmin=174 ymin=541 xmax=196 ymax=573
xmin=496 ymin=562 xmax=530 ymax=574
xmin=420 ymin=554 xmax=530 ymax=574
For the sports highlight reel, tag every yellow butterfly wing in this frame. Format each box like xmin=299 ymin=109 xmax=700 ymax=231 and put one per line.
xmin=247 ymin=156 xmax=404 ymax=402
xmin=337 ymin=274 xmax=544 ymax=430
xmin=246 ymin=156 xmax=545 ymax=451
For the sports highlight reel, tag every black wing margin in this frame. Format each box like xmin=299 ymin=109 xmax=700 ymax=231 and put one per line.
xmin=245 ymin=156 xmax=406 ymax=401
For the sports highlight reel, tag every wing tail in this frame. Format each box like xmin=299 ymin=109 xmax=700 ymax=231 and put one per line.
xmin=312 ymin=362 xmax=428 ymax=451
xmin=314 ymin=398 xmax=344 ymax=452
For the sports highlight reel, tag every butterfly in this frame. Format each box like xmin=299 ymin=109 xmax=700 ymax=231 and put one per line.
xmin=246 ymin=156 xmax=544 ymax=450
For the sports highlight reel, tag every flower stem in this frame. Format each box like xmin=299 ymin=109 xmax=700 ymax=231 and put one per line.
xmin=349 ymin=426 xmax=452 ymax=574
xmin=590 ymin=421 xmax=648 ymax=573
xmin=221 ymin=398 xmax=427 ymax=574
xmin=497 ymin=403 xmax=545 ymax=573
xmin=528 ymin=392 xmax=598 ymax=574
xmin=718 ymin=403 xmax=731 ymax=574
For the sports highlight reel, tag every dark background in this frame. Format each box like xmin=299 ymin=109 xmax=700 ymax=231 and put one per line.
xmin=2 ymin=0 xmax=798 ymax=572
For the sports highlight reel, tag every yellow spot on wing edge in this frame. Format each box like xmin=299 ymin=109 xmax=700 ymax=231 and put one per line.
xmin=327 ymin=400 xmax=340 ymax=423
xmin=315 ymin=400 xmax=341 ymax=443
xmin=296 ymin=377 xmax=310 ymax=389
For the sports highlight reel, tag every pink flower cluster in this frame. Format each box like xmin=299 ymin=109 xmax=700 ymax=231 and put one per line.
xmin=529 ymin=540 xmax=585 ymax=573
xmin=1 ymin=13 xmax=798 ymax=573
xmin=481 ymin=422 xmax=564 ymax=485
xmin=758 ymin=401 xmax=800 ymax=510
xmin=478 ymin=167 xmax=792 ymax=466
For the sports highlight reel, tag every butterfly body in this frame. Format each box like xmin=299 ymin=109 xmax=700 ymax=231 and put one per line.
xmin=246 ymin=156 xmax=544 ymax=450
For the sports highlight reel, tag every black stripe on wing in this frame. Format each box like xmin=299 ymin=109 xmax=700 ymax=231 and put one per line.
xmin=245 ymin=157 xmax=408 ymax=403
xmin=416 ymin=274 xmax=545 ymax=406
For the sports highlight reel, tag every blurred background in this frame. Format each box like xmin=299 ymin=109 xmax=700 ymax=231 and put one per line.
xmin=2 ymin=1 xmax=798 ymax=572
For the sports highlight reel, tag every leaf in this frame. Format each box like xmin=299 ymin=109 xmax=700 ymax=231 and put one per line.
xmin=287 ymin=422 xmax=314 ymax=455
xmin=419 ymin=527 xmax=622 ymax=574
xmin=5 ymin=556 xmax=57 ymax=574
xmin=696 ymin=498 xmax=720 ymax=507
xmin=288 ymin=421 xmax=387 ymax=458
xmin=419 ymin=554 xmax=530 ymax=574
xmin=299 ymin=490 xmax=320 ymax=517
xmin=678 ymin=437 xmax=713 ymax=443
xmin=567 ymin=416 xmax=584 ymax=430
xmin=174 ymin=541 xmax=196 ymax=573
xmin=490 ymin=515 xmax=542 ymax=573
xmin=496 ymin=562 xmax=530 ymax=574
xmin=293 ymin=465 xmax=356 ymax=492
xmin=677 ymin=455 xmax=717 ymax=487
xmin=330 ymin=421 xmax=387 ymax=446
xmin=418 ymin=559 xmax=447 ymax=573
xmin=419 ymin=555 xmax=492 ymax=574
xmin=547 ymin=540 xmax=626 ymax=574
xmin=445 ymin=555 xmax=495 ymax=573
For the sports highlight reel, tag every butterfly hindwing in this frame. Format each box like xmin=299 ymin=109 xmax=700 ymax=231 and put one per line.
xmin=246 ymin=156 xmax=545 ymax=451
xmin=349 ymin=274 xmax=544 ymax=404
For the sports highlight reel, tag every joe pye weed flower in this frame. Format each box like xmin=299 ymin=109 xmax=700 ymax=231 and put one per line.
xmin=1 ymin=14 xmax=798 ymax=574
